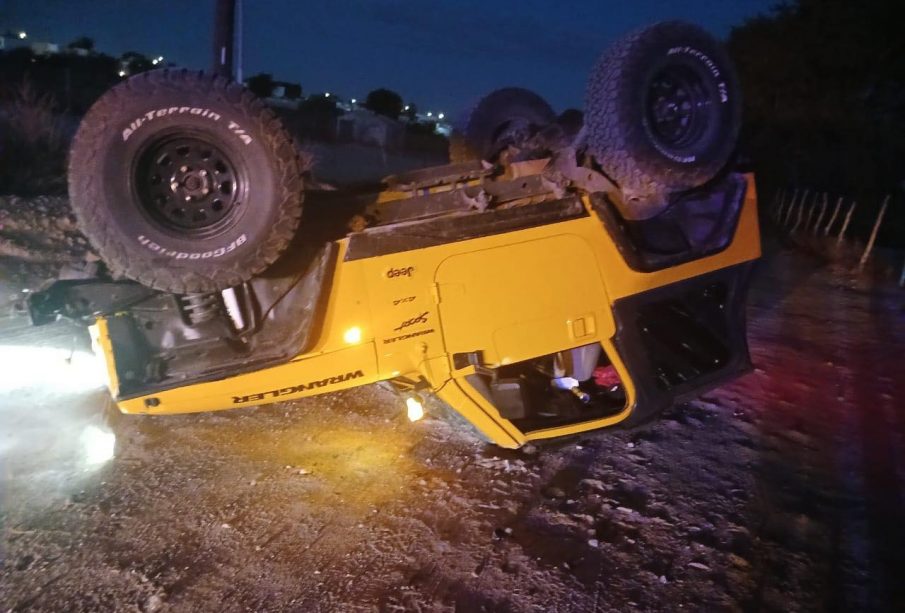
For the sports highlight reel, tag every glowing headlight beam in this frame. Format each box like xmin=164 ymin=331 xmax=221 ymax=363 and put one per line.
xmin=80 ymin=425 xmax=116 ymax=466
xmin=406 ymin=395 xmax=425 ymax=422
xmin=0 ymin=346 xmax=106 ymax=393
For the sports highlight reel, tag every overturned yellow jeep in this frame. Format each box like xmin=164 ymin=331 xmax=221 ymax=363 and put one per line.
xmin=29 ymin=22 xmax=760 ymax=448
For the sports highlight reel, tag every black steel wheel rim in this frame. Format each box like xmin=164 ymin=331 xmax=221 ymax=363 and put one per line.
xmin=135 ymin=136 xmax=242 ymax=236
xmin=645 ymin=65 xmax=713 ymax=151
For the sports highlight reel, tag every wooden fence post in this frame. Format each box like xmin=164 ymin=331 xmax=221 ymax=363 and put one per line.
xmin=837 ymin=200 xmax=857 ymax=246
xmin=791 ymin=188 xmax=808 ymax=233
xmin=769 ymin=189 xmax=781 ymax=220
xmin=859 ymin=195 xmax=890 ymax=269
xmin=784 ymin=188 xmax=802 ymax=227
xmin=780 ymin=189 xmax=792 ymax=225
xmin=824 ymin=196 xmax=843 ymax=236
xmin=812 ymin=193 xmax=828 ymax=235
xmin=804 ymin=191 xmax=820 ymax=233
xmin=774 ymin=189 xmax=787 ymax=222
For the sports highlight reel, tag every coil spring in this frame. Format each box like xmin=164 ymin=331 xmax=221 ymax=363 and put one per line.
xmin=179 ymin=292 xmax=221 ymax=326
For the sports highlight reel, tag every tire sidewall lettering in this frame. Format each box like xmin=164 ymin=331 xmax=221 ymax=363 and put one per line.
xmin=121 ymin=106 xmax=253 ymax=146
xmin=666 ymin=46 xmax=729 ymax=104
xmin=136 ymin=233 xmax=247 ymax=260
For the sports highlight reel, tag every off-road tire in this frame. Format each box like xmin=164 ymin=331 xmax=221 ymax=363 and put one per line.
xmin=68 ymin=69 xmax=304 ymax=293
xmin=585 ymin=21 xmax=741 ymax=203
xmin=451 ymin=87 xmax=556 ymax=161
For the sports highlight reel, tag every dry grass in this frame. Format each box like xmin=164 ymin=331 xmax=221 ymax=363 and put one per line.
xmin=0 ymin=81 xmax=70 ymax=195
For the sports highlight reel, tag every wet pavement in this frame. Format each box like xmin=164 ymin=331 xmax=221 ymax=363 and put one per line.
xmin=1 ymin=243 xmax=904 ymax=612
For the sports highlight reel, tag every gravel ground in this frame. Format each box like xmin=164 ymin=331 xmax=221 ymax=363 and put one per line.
xmin=0 ymin=196 xmax=94 ymax=266
xmin=1 ymin=229 xmax=904 ymax=611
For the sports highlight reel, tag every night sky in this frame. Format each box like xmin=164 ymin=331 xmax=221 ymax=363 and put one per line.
xmin=3 ymin=0 xmax=775 ymax=114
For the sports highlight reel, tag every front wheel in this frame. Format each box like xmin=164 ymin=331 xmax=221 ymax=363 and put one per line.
xmin=68 ymin=69 xmax=304 ymax=293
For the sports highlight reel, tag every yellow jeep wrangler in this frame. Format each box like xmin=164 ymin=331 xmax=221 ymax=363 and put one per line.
xmin=29 ymin=21 xmax=760 ymax=448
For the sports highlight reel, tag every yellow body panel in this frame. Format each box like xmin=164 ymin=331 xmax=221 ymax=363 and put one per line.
xmin=118 ymin=342 xmax=380 ymax=414
xmin=434 ymin=233 xmax=614 ymax=366
xmin=102 ymin=184 xmax=760 ymax=447
xmin=89 ymin=319 xmax=120 ymax=397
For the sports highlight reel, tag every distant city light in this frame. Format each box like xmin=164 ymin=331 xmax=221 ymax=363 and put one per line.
xmin=118 ymin=70 xmax=126 ymax=77
xmin=404 ymin=105 xmax=410 ymax=111
xmin=351 ymin=98 xmax=356 ymax=104
xmin=426 ymin=111 xmax=433 ymax=117
xmin=324 ymin=92 xmax=331 ymax=97
xmin=17 ymin=31 xmax=27 ymax=39
xmin=438 ymin=113 xmax=445 ymax=120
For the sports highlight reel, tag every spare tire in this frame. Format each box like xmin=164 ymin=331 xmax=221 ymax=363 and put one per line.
xmin=450 ymin=87 xmax=556 ymax=162
xmin=585 ymin=21 xmax=741 ymax=209
xmin=68 ymin=69 xmax=304 ymax=293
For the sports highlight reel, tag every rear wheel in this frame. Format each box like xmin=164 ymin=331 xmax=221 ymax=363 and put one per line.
xmin=585 ymin=21 xmax=741 ymax=216
xmin=68 ymin=69 xmax=304 ymax=293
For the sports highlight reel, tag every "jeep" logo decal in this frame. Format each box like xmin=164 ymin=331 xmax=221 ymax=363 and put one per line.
xmin=386 ymin=266 xmax=414 ymax=278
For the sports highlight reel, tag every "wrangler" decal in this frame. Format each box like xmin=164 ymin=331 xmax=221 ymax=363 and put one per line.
xmin=232 ymin=370 xmax=365 ymax=404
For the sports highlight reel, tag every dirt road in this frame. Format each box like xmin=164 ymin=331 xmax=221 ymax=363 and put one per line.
xmin=1 ymin=244 xmax=904 ymax=612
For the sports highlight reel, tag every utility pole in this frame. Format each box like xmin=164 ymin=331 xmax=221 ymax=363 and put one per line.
xmin=212 ymin=0 xmax=236 ymax=78
xmin=234 ymin=0 xmax=243 ymax=82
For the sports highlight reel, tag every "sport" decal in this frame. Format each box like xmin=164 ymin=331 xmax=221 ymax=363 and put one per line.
xmin=393 ymin=311 xmax=428 ymax=332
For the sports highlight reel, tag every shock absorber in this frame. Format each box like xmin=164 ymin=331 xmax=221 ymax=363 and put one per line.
xmin=177 ymin=292 xmax=222 ymax=326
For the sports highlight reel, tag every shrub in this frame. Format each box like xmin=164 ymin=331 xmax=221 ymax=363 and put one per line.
xmin=0 ymin=81 xmax=71 ymax=196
